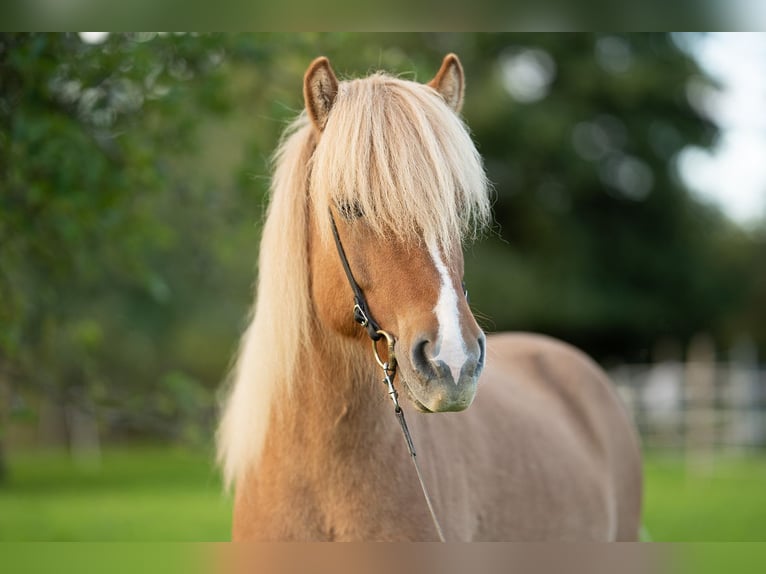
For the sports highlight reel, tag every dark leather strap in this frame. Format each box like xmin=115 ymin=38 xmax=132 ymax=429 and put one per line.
xmin=329 ymin=211 xmax=382 ymax=341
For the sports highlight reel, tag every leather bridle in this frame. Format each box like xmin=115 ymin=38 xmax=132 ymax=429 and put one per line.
xmin=329 ymin=212 xmax=382 ymax=341
xmin=328 ymin=209 xmax=447 ymax=542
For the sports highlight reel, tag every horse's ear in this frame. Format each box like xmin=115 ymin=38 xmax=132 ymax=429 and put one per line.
xmin=428 ymin=53 xmax=465 ymax=113
xmin=304 ymin=57 xmax=339 ymax=131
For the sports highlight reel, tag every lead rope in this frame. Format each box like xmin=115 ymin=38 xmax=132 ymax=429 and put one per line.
xmin=329 ymin=212 xmax=446 ymax=542
xmin=372 ymin=331 xmax=446 ymax=543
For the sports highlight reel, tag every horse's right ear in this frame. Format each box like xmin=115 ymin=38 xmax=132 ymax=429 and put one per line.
xmin=304 ymin=57 xmax=339 ymax=132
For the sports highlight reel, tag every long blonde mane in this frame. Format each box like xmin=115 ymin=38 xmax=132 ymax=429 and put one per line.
xmin=217 ymin=72 xmax=490 ymax=488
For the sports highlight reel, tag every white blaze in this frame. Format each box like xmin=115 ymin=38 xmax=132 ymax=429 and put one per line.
xmin=428 ymin=241 xmax=468 ymax=385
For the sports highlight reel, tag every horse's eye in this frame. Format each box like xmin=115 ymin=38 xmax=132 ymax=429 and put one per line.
xmin=337 ymin=200 xmax=364 ymax=220
xmin=462 ymin=281 xmax=469 ymax=302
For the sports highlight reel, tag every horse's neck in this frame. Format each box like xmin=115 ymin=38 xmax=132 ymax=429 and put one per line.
xmin=263 ymin=331 xmax=398 ymax=478
xmin=234 ymin=327 xmax=439 ymax=540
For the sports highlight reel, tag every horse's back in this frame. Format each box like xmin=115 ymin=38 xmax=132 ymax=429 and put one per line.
xmin=421 ymin=332 xmax=642 ymax=540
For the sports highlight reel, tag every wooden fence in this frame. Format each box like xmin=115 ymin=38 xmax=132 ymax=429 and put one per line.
xmin=610 ymin=362 xmax=766 ymax=454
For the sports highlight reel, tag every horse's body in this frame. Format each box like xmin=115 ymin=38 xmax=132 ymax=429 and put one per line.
xmin=219 ymin=55 xmax=642 ymax=541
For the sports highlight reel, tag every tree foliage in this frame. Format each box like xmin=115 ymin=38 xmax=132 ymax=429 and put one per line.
xmin=461 ymin=34 xmax=752 ymax=361
xmin=0 ymin=33 xmax=762 ymax=450
xmin=1 ymin=33 xmax=239 ymax=442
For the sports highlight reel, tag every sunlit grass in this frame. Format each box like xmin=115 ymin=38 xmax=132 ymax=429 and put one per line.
xmin=642 ymin=451 xmax=766 ymax=541
xmin=0 ymin=446 xmax=230 ymax=541
xmin=2 ymin=446 xmax=766 ymax=540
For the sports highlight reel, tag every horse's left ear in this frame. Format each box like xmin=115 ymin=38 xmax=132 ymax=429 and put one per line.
xmin=428 ymin=53 xmax=465 ymax=113
xmin=304 ymin=57 xmax=339 ymax=131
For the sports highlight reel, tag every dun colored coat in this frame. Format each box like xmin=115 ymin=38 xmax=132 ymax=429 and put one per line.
xmin=217 ymin=54 xmax=642 ymax=541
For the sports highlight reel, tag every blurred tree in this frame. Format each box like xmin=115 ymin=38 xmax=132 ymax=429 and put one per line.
xmin=0 ymin=33 xmax=246 ymax=466
xmin=456 ymin=33 xmax=757 ymax=362
xmin=0 ymin=33 xmax=763 ymax=470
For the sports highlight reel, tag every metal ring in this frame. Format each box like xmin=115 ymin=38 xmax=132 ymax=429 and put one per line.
xmin=372 ymin=329 xmax=396 ymax=371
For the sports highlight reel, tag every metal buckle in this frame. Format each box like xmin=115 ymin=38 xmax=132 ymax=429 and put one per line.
xmin=353 ymin=303 xmax=369 ymax=327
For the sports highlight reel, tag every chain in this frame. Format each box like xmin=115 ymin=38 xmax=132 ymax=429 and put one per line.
xmin=330 ymin=211 xmax=445 ymax=540
xmin=372 ymin=330 xmax=446 ymax=542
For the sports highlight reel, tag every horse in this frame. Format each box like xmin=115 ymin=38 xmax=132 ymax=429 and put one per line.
xmin=217 ymin=54 xmax=642 ymax=541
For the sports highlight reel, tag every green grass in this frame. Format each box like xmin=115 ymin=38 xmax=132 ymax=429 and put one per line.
xmin=0 ymin=446 xmax=230 ymax=541
xmin=642 ymin=452 xmax=766 ymax=541
xmin=2 ymin=446 xmax=766 ymax=540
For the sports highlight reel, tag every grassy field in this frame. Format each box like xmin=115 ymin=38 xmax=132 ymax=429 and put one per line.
xmin=0 ymin=447 xmax=230 ymax=541
xmin=1 ymin=446 xmax=766 ymax=541
xmin=642 ymin=453 xmax=766 ymax=541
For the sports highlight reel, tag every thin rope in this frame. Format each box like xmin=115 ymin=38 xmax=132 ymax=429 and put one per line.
xmin=329 ymin=212 xmax=446 ymax=541
xmin=394 ymin=406 xmax=447 ymax=542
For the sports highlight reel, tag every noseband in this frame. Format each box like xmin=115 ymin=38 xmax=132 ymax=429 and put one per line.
xmin=328 ymin=210 xmax=446 ymax=542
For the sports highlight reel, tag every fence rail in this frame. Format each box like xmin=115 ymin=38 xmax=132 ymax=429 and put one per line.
xmin=610 ymin=362 xmax=766 ymax=453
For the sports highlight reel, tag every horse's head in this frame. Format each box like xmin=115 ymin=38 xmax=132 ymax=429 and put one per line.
xmin=304 ymin=55 xmax=490 ymax=413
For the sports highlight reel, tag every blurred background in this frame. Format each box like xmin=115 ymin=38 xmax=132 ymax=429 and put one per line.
xmin=1 ymin=32 xmax=765 ymax=541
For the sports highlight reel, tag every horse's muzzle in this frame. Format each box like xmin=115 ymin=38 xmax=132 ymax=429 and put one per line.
xmin=404 ymin=332 xmax=485 ymax=412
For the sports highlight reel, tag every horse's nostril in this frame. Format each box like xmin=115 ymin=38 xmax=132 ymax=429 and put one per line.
xmin=411 ymin=333 xmax=484 ymax=382
xmin=411 ymin=338 xmax=432 ymax=373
